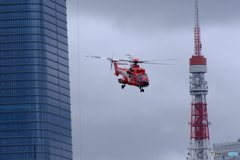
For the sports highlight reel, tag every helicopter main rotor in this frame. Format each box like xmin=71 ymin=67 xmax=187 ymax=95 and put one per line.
xmin=86 ymin=55 xmax=178 ymax=66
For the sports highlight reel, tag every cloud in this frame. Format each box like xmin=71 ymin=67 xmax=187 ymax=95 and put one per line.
xmin=67 ymin=0 xmax=240 ymax=160
xmin=68 ymin=0 xmax=240 ymax=32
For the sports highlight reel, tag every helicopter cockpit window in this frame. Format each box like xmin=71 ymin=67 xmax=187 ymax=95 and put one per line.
xmin=139 ymin=74 xmax=148 ymax=79
xmin=137 ymin=74 xmax=148 ymax=82
xmin=137 ymin=75 xmax=142 ymax=82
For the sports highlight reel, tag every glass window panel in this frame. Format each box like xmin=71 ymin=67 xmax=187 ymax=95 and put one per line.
xmin=57 ymin=33 xmax=67 ymax=44
xmin=57 ymin=11 xmax=66 ymax=21
xmin=57 ymin=19 xmax=67 ymax=29
xmin=0 ymin=112 xmax=71 ymax=127
xmin=59 ymin=87 xmax=70 ymax=96
xmin=60 ymin=102 xmax=70 ymax=111
xmin=59 ymin=72 xmax=69 ymax=81
xmin=58 ymin=42 xmax=68 ymax=51
xmin=0 ymin=88 xmax=59 ymax=99
xmin=61 ymin=135 xmax=72 ymax=144
xmin=0 ymin=8 xmax=57 ymax=23
xmin=56 ymin=0 xmax=66 ymax=7
xmin=0 ymin=35 xmax=57 ymax=46
xmin=0 ymin=81 xmax=40 ymax=89
xmin=60 ymin=109 xmax=71 ymax=119
xmin=62 ymin=150 xmax=73 ymax=159
xmin=58 ymin=49 xmax=68 ymax=59
xmin=56 ymin=4 xmax=66 ymax=15
xmin=0 ymin=104 xmax=61 ymax=115
xmin=0 ymin=27 xmax=57 ymax=39
xmin=0 ymin=66 xmax=58 ymax=77
xmin=59 ymin=64 xmax=69 ymax=74
xmin=0 ymin=73 xmax=58 ymax=84
xmin=0 ymin=19 xmax=56 ymax=32
xmin=45 ymin=5 xmax=55 ymax=16
xmin=0 ymin=42 xmax=57 ymax=54
xmin=0 ymin=4 xmax=44 ymax=12
xmin=57 ymin=26 xmax=67 ymax=36
xmin=0 ymin=50 xmax=58 ymax=62
xmin=59 ymin=57 xmax=68 ymax=66
xmin=59 ymin=79 xmax=70 ymax=88
xmin=60 ymin=94 xmax=70 ymax=103
xmin=0 ymin=58 xmax=58 ymax=69
xmin=46 ymin=0 xmax=55 ymax=9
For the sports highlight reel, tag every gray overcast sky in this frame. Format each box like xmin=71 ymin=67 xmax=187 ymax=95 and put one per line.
xmin=67 ymin=0 xmax=240 ymax=160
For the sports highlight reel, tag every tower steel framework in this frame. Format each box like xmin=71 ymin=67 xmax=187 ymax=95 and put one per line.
xmin=188 ymin=0 xmax=211 ymax=159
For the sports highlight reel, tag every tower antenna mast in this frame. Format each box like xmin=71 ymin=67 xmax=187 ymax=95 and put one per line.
xmin=194 ymin=0 xmax=202 ymax=56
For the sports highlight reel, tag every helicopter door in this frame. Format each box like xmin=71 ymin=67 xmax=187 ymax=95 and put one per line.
xmin=128 ymin=73 xmax=134 ymax=83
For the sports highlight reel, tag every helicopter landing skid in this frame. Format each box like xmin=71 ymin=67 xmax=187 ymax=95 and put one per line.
xmin=139 ymin=86 xmax=144 ymax=92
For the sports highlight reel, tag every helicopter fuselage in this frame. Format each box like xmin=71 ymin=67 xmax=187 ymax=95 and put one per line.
xmin=114 ymin=62 xmax=149 ymax=92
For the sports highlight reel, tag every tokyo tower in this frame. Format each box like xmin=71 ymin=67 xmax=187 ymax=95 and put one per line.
xmin=188 ymin=0 xmax=211 ymax=159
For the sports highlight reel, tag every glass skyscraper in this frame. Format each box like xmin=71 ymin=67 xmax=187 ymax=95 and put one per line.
xmin=0 ymin=0 xmax=72 ymax=159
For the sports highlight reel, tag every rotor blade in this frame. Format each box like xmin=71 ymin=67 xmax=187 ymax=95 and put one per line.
xmin=141 ymin=62 xmax=173 ymax=65
xmin=116 ymin=62 xmax=129 ymax=65
xmin=125 ymin=54 xmax=133 ymax=59
xmin=86 ymin=55 xmax=113 ymax=61
xmin=118 ymin=59 xmax=134 ymax=63
xmin=140 ymin=59 xmax=179 ymax=63
xmin=86 ymin=55 xmax=109 ymax=60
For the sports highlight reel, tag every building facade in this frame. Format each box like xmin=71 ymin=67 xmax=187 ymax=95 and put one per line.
xmin=0 ymin=0 xmax=72 ymax=159
xmin=212 ymin=140 xmax=240 ymax=160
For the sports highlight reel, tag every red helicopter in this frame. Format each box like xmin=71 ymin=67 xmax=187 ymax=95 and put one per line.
xmin=87 ymin=55 xmax=175 ymax=92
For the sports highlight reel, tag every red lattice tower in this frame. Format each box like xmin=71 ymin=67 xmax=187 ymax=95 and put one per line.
xmin=188 ymin=0 xmax=211 ymax=159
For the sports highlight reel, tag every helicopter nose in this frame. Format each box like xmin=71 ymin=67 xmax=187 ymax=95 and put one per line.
xmin=143 ymin=81 xmax=149 ymax=86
